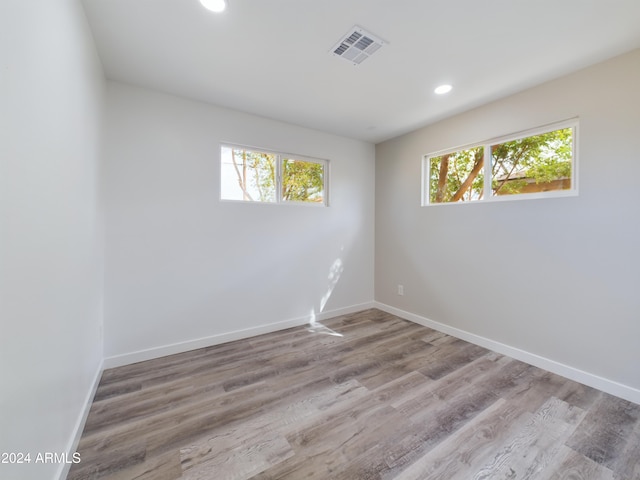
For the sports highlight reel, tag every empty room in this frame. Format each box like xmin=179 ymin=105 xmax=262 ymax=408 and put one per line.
xmin=2 ymin=1 xmax=640 ymax=479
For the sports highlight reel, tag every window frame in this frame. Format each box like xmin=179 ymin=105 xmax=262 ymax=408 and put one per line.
xmin=422 ymin=119 xmax=578 ymax=206
xmin=220 ymin=143 xmax=329 ymax=206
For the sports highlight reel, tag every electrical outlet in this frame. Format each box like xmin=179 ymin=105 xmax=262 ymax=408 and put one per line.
xmin=397 ymin=284 xmax=404 ymax=296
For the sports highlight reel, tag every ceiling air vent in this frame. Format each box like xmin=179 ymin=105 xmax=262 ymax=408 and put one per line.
xmin=331 ymin=26 xmax=386 ymax=66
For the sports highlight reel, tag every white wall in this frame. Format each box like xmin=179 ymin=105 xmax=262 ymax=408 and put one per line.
xmin=375 ymin=49 xmax=640 ymax=401
xmin=0 ymin=1 xmax=105 ymax=479
xmin=103 ymin=82 xmax=375 ymax=363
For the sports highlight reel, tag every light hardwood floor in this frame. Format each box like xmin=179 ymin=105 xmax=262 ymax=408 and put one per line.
xmin=68 ymin=309 xmax=640 ymax=479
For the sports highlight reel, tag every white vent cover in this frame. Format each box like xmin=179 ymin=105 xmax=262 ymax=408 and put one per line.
xmin=331 ymin=26 xmax=385 ymax=66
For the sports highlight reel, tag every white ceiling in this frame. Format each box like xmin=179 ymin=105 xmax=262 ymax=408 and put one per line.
xmin=81 ymin=0 xmax=640 ymax=143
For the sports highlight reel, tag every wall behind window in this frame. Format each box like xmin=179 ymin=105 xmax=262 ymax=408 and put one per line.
xmin=103 ymin=82 xmax=375 ymax=360
xmin=375 ymin=49 xmax=640 ymax=394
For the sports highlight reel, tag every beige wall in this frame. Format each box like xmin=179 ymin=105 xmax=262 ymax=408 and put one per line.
xmin=375 ymin=49 xmax=640 ymax=401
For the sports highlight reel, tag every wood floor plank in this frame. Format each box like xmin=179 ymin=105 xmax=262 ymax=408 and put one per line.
xmin=505 ymin=369 xmax=580 ymax=415
xmin=555 ymin=381 xmax=601 ymax=411
xmin=418 ymin=342 xmax=489 ymax=380
xmin=370 ymin=370 xmax=432 ymax=405
xmin=253 ymin=399 xmax=413 ymax=479
xmin=392 ymin=355 xmax=520 ymax=423
xmin=180 ymin=431 xmax=294 ymax=480
xmin=330 ymin=359 xmax=531 ymax=479
xmin=539 ymin=445 xmax=615 ymax=480
xmin=84 ymin=380 xmax=223 ymax=435
xmin=98 ymin=450 xmax=182 ymax=480
xmin=68 ymin=441 xmax=147 ymax=479
xmin=390 ymin=398 xmax=531 ymax=480
xmin=610 ymin=414 xmax=640 ymax=479
xmin=67 ymin=309 xmax=640 ymax=480
xmin=76 ymin=380 xmax=274 ymax=464
xmin=565 ymin=393 xmax=640 ymax=469
xmin=469 ymin=397 xmax=586 ymax=480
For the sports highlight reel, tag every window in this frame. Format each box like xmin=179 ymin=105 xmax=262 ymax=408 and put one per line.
xmin=423 ymin=120 xmax=577 ymax=205
xmin=220 ymin=145 xmax=328 ymax=205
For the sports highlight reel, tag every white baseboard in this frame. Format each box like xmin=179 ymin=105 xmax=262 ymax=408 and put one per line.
xmin=374 ymin=302 xmax=640 ymax=405
xmin=104 ymin=302 xmax=376 ymax=369
xmin=56 ymin=358 xmax=104 ymax=480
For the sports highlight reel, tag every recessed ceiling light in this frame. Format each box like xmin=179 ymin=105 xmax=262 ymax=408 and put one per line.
xmin=200 ymin=0 xmax=227 ymax=13
xmin=434 ymin=84 xmax=453 ymax=95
